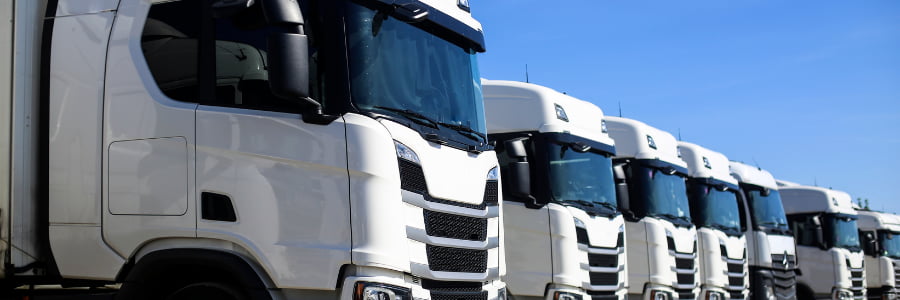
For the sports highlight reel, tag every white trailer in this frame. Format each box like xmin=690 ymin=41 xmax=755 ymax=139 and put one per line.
xmin=1 ymin=0 xmax=505 ymax=299
xmin=677 ymin=142 xmax=748 ymax=300
xmin=484 ymin=80 xmax=627 ymax=300
xmin=605 ymin=117 xmax=699 ymax=300
xmin=729 ymin=162 xmax=798 ymax=300
xmin=782 ymin=186 xmax=865 ymax=300
xmin=857 ymin=210 xmax=900 ymax=300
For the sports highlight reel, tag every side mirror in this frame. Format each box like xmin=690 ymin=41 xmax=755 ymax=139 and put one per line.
xmin=811 ymin=216 xmax=826 ymax=249
xmin=503 ymin=138 xmax=539 ymax=208
xmin=212 ymin=0 xmax=255 ymax=18
xmin=261 ymin=0 xmax=304 ymax=25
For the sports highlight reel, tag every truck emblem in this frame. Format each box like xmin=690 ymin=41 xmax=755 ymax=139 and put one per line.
xmin=782 ymin=251 xmax=789 ymax=270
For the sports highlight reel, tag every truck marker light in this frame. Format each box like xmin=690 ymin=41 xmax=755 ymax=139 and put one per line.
xmin=458 ymin=0 xmax=471 ymax=12
xmin=702 ymin=157 xmax=711 ymax=169
xmin=554 ymin=104 xmax=569 ymax=122
xmin=601 ymin=120 xmax=608 ymax=133
xmin=646 ymin=135 xmax=656 ymax=149
xmin=395 ymin=141 xmax=421 ymax=164
xmin=487 ymin=166 xmax=500 ymax=180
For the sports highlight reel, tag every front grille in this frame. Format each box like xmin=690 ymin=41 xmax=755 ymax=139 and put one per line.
xmin=589 ymin=272 xmax=618 ymax=286
xmin=399 ymin=159 xmax=427 ymax=193
xmin=483 ymin=181 xmax=498 ymax=205
xmin=851 ymin=271 xmax=863 ymax=279
xmin=727 ymin=262 xmax=743 ymax=273
xmin=674 ymin=288 xmax=695 ymax=300
xmin=577 ymin=227 xmax=590 ymax=245
xmin=423 ymin=279 xmax=487 ymax=300
xmin=771 ymin=253 xmax=796 ymax=270
xmin=677 ymin=273 xmax=694 ymax=284
xmin=587 ymin=291 xmax=618 ymax=300
xmin=588 ymin=253 xmax=618 ymax=268
xmin=728 ymin=291 xmax=745 ymax=300
xmin=424 ymin=182 xmax=497 ymax=210
xmin=772 ymin=269 xmax=797 ymax=296
xmin=894 ymin=260 xmax=900 ymax=287
xmin=729 ymin=276 xmax=743 ymax=287
xmin=424 ymin=210 xmax=487 ymax=241
xmin=675 ymin=257 xmax=694 ymax=269
xmin=426 ymin=245 xmax=487 ymax=273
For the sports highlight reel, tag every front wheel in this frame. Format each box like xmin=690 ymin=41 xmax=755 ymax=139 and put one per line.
xmin=165 ymin=282 xmax=248 ymax=300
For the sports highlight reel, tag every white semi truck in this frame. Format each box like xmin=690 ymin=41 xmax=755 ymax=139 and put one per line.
xmin=677 ymin=143 xmax=748 ymax=300
xmin=605 ymin=117 xmax=699 ymax=300
xmin=483 ymin=80 xmax=627 ymax=300
xmin=1 ymin=0 xmax=506 ymax=299
xmin=729 ymin=162 xmax=798 ymax=300
xmin=782 ymin=186 xmax=865 ymax=300
xmin=857 ymin=210 xmax=900 ymax=300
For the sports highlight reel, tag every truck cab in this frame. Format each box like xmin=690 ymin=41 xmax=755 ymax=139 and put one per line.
xmin=677 ymin=142 xmax=748 ymax=300
xmin=857 ymin=210 xmax=900 ymax=300
xmin=1 ymin=0 xmax=504 ymax=299
xmin=605 ymin=117 xmax=699 ymax=300
xmin=782 ymin=186 xmax=865 ymax=300
xmin=484 ymin=80 xmax=627 ymax=300
xmin=729 ymin=162 xmax=798 ymax=300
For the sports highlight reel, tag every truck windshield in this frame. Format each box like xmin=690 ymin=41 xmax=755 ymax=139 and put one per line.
xmin=825 ymin=215 xmax=861 ymax=251
xmin=546 ymin=143 xmax=617 ymax=215
xmin=746 ymin=188 xmax=790 ymax=233
xmin=630 ymin=164 xmax=692 ymax=226
xmin=880 ymin=231 xmax=900 ymax=259
xmin=687 ymin=182 xmax=741 ymax=235
xmin=344 ymin=3 xmax=486 ymax=141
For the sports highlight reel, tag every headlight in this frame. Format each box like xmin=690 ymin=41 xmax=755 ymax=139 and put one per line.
xmin=833 ymin=289 xmax=852 ymax=300
xmin=354 ymin=282 xmax=411 ymax=300
xmin=705 ymin=291 xmax=724 ymax=300
xmin=574 ymin=217 xmax=586 ymax=228
xmin=884 ymin=291 xmax=897 ymax=300
xmin=395 ymin=141 xmax=420 ymax=164
xmin=487 ymin=166 xmax=500 ymax=180
xmin=649 ymin=289 xmax=671 ymax=300
xmin=553 ymin=291 xmax=583 ymax=300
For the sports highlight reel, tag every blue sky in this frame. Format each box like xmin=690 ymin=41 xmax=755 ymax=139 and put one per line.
xmin=472 ymin=1 xmax=900 ymax=212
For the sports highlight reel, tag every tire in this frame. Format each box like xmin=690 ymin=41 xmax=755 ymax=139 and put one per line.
xmin=165 ymin=282 xmax=248 ymax=300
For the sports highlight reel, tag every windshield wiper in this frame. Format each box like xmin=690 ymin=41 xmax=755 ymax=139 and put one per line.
xmin=438 ymin=121 xmax=486 ymax=143
xmin=565 ymin=199 xmax=595 ymax=207
xmin=653 ymin=213 xmax=691 ymax=224
xmin=594 ymin=201 xmax=618 ymax=211
xmin=708 ymin=223 xmax=740 ymax=233
xmin=373 ymin=106 xmax=439 ymax=129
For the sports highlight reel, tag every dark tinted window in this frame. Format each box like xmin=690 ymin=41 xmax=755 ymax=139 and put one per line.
xmin=141 ymin=1 xmax=201 ymax=102
xmin=788 ymin=214 xmax=819 ymax=247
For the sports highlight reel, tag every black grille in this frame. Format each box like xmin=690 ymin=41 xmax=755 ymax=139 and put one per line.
xmin=424 ymin=210 xmax=487 ymax=241
xmin=851 ymin=279 xmax=863 ymax=288
xmin=617 ymin=231 xmax=624 ymax=248
xmin=674 ymin=288 xmax=695 ymax=300
xmin=677 ymin=273 xmax=694 ymax=284
xmin=426 ymin=245 xmax=487 ymax=273
xmin=399 ymin=159 xmax=427 ymax=193
xmin=772 ymin=269 xmax=796 ymax=296
xmin=587 ymin=291 xmax=618 ymax=300
xmin=577 ymin=227 xmax=590 ymax=245
xmin=589 ymin=272 xmax=618 ymax=286
xmin=894 ymin=260 xmax=900 ymax=287
xmin=727 ymin=262 xmax=743 ymax=273
xmin=675 ymin=257 xmax=694 ymax=269
xmin=588 ymin=253 xmax=617 ymax=268
xmin=483 ymin=181 xmax=498 ymax=205
xmin=423 ymin=279 xmax=487 ymax=300
xmin=852 ymin=290 xmax=864 ymax=297
xmin=851 ymin=271 xmax=863 ymax=279
xmin=667 ymin=236 xmax=676 ymax=250
xmin=728 ymin=291 xmax=745 ymax=300
xmin=728 ymin=276 xmax=744 ymax=286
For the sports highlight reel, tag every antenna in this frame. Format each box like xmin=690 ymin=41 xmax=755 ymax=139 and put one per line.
xmin=677 ymin=129 xmax=682 ymax=141
xmin=525 ymin=64 xmax=529 ymax=83
xmin=814 ymin=177 xmax=818 ymax=187
xmin=618 ymin=101 xmax=622 ymax=117
xmin=752 ymin=157 xmax=760 ymax=169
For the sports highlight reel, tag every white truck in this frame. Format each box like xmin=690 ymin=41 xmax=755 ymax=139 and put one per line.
xmin=782 ymin=186 xmax=866 ymax=300
xmin=1 ymin=0 xmax=506 ymax=299
xmin=729 ymin=162 xmax=798 ymax=300
xmin=605 ymin=117 xmax=699 ymax=300
xmin=483 ymin=80 xmax=627 ymax=300
xmin=857 ymin=210 xmax=900 ymax=300
xmin=677 ymin=143 xmax=748 ymax=300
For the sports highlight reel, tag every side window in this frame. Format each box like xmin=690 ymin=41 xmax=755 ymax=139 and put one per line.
xmin=788 ymin=215 xmax=817 ymax=246
xmin=861 ymin=230 xmax=877 ymax=256
xmin=141 ymin=1 xmax=202 ymax=102
xmin=213 ymin=9 xmax=285 ymax=110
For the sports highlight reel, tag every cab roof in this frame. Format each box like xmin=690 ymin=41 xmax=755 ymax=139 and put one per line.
xmin=605 ymin=116 xmax=686 ymax=169
xmin=857 ymin=210 xmax=900 ymax=232
xmin=780 ymin=185 xmax=856 ymax=215
xmin=729 ymin=161 xmax=779 ymax=190
xmin=677 ymin=142 xmax=738 ymax=186
xmin=482 ymin=80 xmax=615 ymax=147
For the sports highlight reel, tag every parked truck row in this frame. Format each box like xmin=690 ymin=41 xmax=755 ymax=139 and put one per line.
xmin=1 ymin=1 xmax=890 ymax=300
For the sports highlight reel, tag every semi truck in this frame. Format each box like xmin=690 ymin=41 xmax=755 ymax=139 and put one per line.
xmin=483 ymin=80 xmax=627 ymax=300
xmin=677 ymin=143 xmax=748 ymax=300
xmin=729 ymin=162 xmax=798 ymax=300
xmin=605 ymin=117 xmax=699 ymax=300
xmin=1 ymin=0 xmax=506 ymax=299
xmin=857 ymin=210 xmax=900 ymax=300
xmin=782 ymin=185 xmax=865 ymax=300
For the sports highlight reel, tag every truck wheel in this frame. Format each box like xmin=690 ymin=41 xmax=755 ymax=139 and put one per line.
xmin=165 ymin=282 xmax=248 ymax=300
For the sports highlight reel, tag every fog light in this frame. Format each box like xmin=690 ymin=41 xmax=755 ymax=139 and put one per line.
xmin=650 ymin=290 xmax=671 ymax=300
xmin=706 ymin=291 xmax=724 ymax=300
xmin=553 ymin=291 xmax=583 ymax=300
